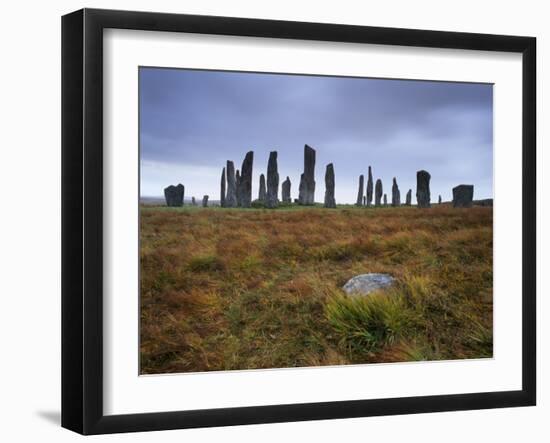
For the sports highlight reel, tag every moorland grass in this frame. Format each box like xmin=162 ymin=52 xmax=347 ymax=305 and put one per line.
xmin=140 ymin=204 xmax=492 ymax=374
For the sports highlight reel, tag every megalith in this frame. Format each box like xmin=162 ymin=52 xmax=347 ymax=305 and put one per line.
xmin=258 ymin=173 xmax=266 ymax=202
xmin=298 ymin=144 xmax=316 ymax=205
xmin=282 ymin=177 xmax=291 ymax=203
xmin=220 ymin=167 xmax=226 ymax=208
xmin=391 ymin=177 xmax=401 ymax=207
xmin=452 ymin=185 xmax=474 ymax=208
xmin=164 ymin=184 xmax=184 ymax=207
xmin=375 ymin=179 xmax=383 ymax=206
xmin=405 ymin=189 xmax=412 ymax=206
xmin=366 ymin=166 xmax=373 ymax=207
xmin=416 ymin=170 xmax=431 ymax=208
xmin=266 ymin=151 xmax=279 ymax=208
xmin=356 ymin=174 xmax=364 ymax=206
xmin=240 ymin=151 xmax=254 ymax=207
xmin=202 ymin=195 xmax=209 ymax=207
xmin=235 ymin=170 xmax=242 ymax=207
xmin=225 ymin=161 xmax=237 ymax=207
xmin=324 ymin=163 xmax=336 ymax=208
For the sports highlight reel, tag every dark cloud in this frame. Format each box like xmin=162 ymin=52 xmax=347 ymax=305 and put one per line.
xmin=140 ymin=67 xmax=493 ymax=202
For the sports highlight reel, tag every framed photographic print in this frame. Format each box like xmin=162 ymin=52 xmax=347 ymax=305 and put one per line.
xmin=61 ymin=8 xmax=536 ymax=435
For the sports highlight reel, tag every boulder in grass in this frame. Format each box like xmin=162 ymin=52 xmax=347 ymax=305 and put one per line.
xmin=342 ymin=273 xmax=396 ymax=297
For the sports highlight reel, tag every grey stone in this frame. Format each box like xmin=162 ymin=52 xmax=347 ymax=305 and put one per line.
xmin=258 ymin=174 xmax=267 ymax=202
xmin=375 ymin=179 xmax=383 ymax=206
xmin=225 ymin=161 xmax=237 ymax=207
xmin=324 ymin=163 xmax=336 ymax=208
xmin=356 ymin=174 xmax=364 ymax=206
xmin=235 ymin=170 xmax=242 ymax=207
xmin=220 ymin=167 xmax=226 ymax=208
xmin=266 ymin=151 xmax=279 ymax=208
xmin=452 ymin=184 xmax=474 ymax=208
xmin=405 ymin=189 xmax=412 ymax=206
xmin=202 ymin=195 xmax=209 ymax=207
xmin=342 ymin=273 xmax=396 ymax=297
xmin=438 ymin=195 xmax=442 ymax=204
xmin=383 ymin=193 xmax=387 ymax=206
xmin=282 ymin=176 xmax=291 ymax=203
xmin=164 ymin=184 xmax=184 ymax=207
xmin=240 ymin=151 xmax=254 ymax=207
xmin=366 ymin=166 xmax=373 ymax=207
xmin=363 ymin=196 xmax=366 ymax=205
xmin=191 ymin=196 xmax=196 ymax=206
xmin=416 ymin=170 xmax=431 ymax=208
xmin=298 ymin=144 xmax=316 ymax=205
xmin=391 ymin=177 xmax=401 ymax=207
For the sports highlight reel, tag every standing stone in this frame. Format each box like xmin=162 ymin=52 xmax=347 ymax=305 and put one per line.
xmin=383 ymin=194 xmax=388 ymax=206
xmin=225 ymin=161 xmax=237 ymax=207
xmin=375 ymin=179 xmax=383 ymax=206
xmin=164 ymin=184 xmax=184 ymax=207
xmin=363 ymin=196 xmax=366 ymax=205
xmin=259 ymin=174 xmax=267 ymax=202
xmin=405 ymin=189 xmax=412 ymax=206
xmin=235 ymin=170 xmax=242 ymax=207
xmin=298 ymin=144 xmax=316 ymax=205
xmin=356 ymin=175 xmax=364 ymax=206
xmin=324 ymin=163 xmax=336 ymax=208
xmin=191 ymin=196 xmax=196 ymax=206
xmin=391 ymin=177 xmax=401 ymax=207
xmin=416 ymin=170 xmax=431 ymax=208
xmin=220 ymin=167 xmax=226 ymax=208
xmin=240 ymin=151 xmax=254 ymax=208
xmin=438 ymin=195 xmax=442 ymax=204
xmin=282 ymin=177 xmax=291 ymax=203
xmin=452 ymin=184 xmax=474 ymax=208
xmin=366 ymin=166 xmax=373 ymax=207
xmin=266 ymin=151 xmax=279 ymax=208
xmin=202 ymin=195 xmax=209 ymax=207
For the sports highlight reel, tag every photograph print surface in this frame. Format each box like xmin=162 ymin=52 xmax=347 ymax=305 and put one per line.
xmin=139 ymin=67 xmax=493 ymax=375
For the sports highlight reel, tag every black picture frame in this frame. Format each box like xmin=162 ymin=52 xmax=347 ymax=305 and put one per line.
xmin=61 ymin=8 xmax=536 ymax=435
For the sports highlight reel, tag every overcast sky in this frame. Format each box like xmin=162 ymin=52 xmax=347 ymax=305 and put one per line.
xmin=139 ymin=67 xmax=493 ymax=203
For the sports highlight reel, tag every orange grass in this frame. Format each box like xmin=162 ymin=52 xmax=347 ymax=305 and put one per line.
xmin=140 ymin=205 xmax=493 ymax=374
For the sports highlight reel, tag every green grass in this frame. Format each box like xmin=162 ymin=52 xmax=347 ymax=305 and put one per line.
xmin=140 ymin=204 xmax=493 ymax=374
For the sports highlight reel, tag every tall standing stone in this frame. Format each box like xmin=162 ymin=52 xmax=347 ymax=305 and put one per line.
xmin=258 ymin=174 xmax=266 ymax=202
xmin=375 ymin=179 xmax=383 ymax=206
xmin=191 ymin=196 xmax=196 ymax=206
xmin=240 ymin=151 xmax=254 ymax=208
xmin=452 ymin=184 xmax=474 ymax=208
xmin=164 ymin=184 xmax=184 ymax=207
xmin=366 ymin=166 xmax=373 ymax=207
xmin=416 ymin=170 xmax=431 ymax=208
xmin=282 ymin=177 xmax=291 ymax=203
xmin=225 ymin=161 xmax=237 ymax=208
xmin=220 ymin=167 xmax=226 ymax=208
xmin=356 ymin=175 xmax=364 ymax=206
xmin=391 ymin=177 xmax=401 ymax=207
xmin=363 ymin=196 xmax=366 ymax=205
xmin=383 ymin=194 xmax=388 ymax=206
xmin=405 ymin=189 xmax=412 ymax=206
xmin=266 ymin=151 xmax=279 ymax=209
xmin=202 ymin=195 xmax=209 ymax=207
xmin=298 ymin=144 xmax=316 ymax=205
xmin=324 ymin=163 xmax=336 ymax=208
xmin=235 ymin=170 xmax=242 ymax=207
xmin=438 ymin=195 xmax=442 ymax=204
